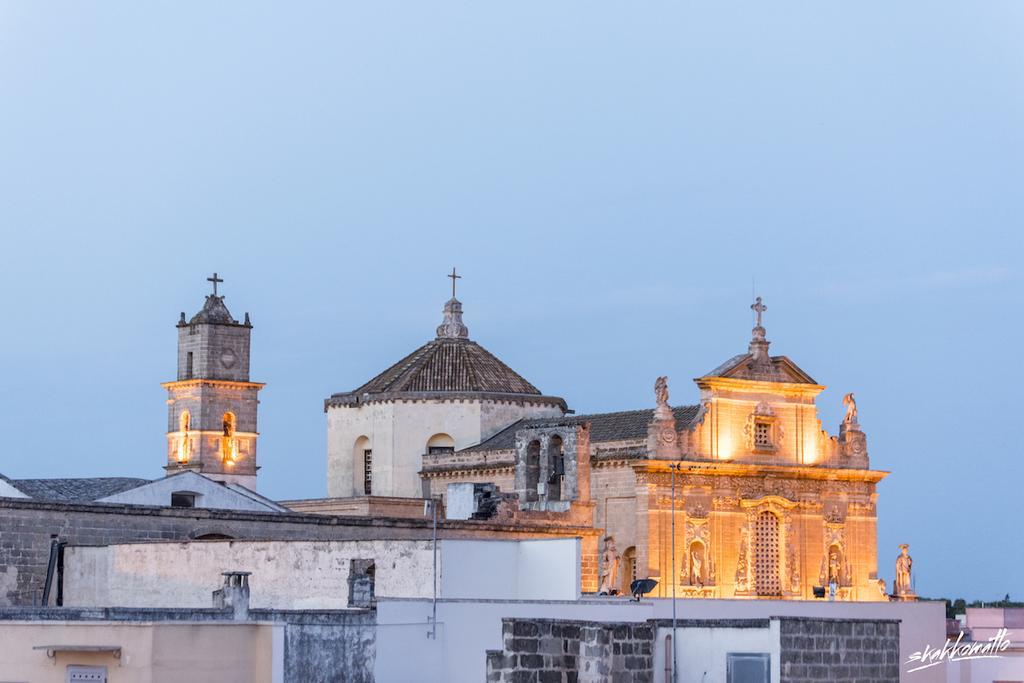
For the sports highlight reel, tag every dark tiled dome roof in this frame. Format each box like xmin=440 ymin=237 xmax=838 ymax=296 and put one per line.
xmin=349 ymin=337 xmax=542 ymax=395
xmin=326 ymin=294 xmax=566 ymax=409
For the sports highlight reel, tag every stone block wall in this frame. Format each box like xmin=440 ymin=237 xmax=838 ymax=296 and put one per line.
xmin=780 ymin=617 xmax=899 ymax=682
xmin=486 ymin=618 xmax=653 ymax=683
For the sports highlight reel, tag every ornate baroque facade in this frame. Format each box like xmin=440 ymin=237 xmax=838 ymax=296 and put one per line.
xmin=415 ymin=297 xmax=888 ymax=600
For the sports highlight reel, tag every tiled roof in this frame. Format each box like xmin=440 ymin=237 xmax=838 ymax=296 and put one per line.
xmin=10 ymin=477 xmax=150 ymax=503
xmin=338 ymin=338 xmax=545 ymax=397
xmin=463 ymin=404 xmax=701 ymax=452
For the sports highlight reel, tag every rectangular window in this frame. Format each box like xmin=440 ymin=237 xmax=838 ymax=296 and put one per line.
xmin=171 ymin=492 xmax=196 ymax=508
xmin=427 ymin=446 xmax=454 ymax=455
xmin=363 ymin=449 xmax=373 ymax=495
xmin=726 ymin=653 xmax=769 ymax=683
xmin=754 ymin=422 xmax=772 ymax=449
xmin=185 ymin=351 xmax=194 ymax=379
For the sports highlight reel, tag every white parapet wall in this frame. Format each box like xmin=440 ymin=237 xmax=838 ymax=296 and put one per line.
xmin=62 ymin=537 xmax=581 ymax=610
xmin=64 ymin=539 xmax=436 ymax=609
xmin=440 ymin=538 xmax=580 ymax=601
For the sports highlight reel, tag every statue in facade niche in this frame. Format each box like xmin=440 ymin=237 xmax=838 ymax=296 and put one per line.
xmin=735 ymin=528 xmax=750 ymax=593
xmin=598 ymin=536 xmax=620 ymax=595
xmin=690 ymin=544 xmax=704 ymax=587
xmin=827 ymin=550 xmax=842 ymax=585
xmin=655 ymin=376 xmax=669 ymax=408
xmin=895 ymin=544 xmax=913 ymax=596
xmin=842 ymin=393 xmax=858 ymax=424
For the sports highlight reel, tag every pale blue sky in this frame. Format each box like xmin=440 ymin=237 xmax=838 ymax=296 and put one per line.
xmin=0 ymin=2 xmax=1020 ymax=600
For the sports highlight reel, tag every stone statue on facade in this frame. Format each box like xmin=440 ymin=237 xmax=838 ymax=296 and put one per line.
xmin=654 ymin=376 xmax=669 ymax=409
xmin=735 ymin=528 xmax=750 ymax=593
xmin=827 ymin=550 xmax=841 ymax=585
xmin=690 ymin=545 xmax=704 ymax=587
xmin=598 ymin=536 xmax=620 ymax=595
xmin=842 ymin=393 xmax=858 ymax=424
xmin=894 ymin=544 xmax=914 ymax=597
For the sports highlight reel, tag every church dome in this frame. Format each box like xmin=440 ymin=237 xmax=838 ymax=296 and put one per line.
xmin=326 ymin=295 xmax=566 ymax=410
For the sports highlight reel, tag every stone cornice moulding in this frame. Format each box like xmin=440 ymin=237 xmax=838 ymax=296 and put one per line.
xmin=167 ymin=430 xmax=259 ymax=438
xmin=694 ymin=376 xmax=826 ymax=399
xmin=632 ymin=459 xmax=889 ymax=484
xmin=162 ymin=379 xmax=266 ymax=391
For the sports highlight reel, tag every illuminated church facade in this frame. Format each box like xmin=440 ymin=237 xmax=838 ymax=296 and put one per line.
xmin=323 ymin=282 xmax=890 ymax=601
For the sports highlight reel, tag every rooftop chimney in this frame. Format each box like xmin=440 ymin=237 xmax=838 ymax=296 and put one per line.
xmin=213 ymin=571 xmax=251 ymax=620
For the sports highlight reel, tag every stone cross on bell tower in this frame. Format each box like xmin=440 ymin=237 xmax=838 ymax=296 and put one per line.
xmin=162 ymin=275 xmax=264 ymax=490
xmin=747 ymin=295 xmax=776 ymax=377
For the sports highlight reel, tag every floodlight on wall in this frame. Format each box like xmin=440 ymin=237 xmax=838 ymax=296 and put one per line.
xmin=812 ymin=585 xmax=826 ymax=599
xmin=630 ymin=578 xmax=658 ymax=601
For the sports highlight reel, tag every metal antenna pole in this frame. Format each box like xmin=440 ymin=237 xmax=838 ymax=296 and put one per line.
xmin=670 ymin=463 xmax=679 ymax=683
xmin=429 ymin=497 xmax=438 ymax=639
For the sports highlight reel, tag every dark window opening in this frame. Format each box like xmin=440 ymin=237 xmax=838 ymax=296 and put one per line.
xmin=185 ymin=351 xmax=194 ymax=379
xmin=427 ymin=446 xmax=455 ymax=455
xmin=171 ymin=492 xmax=196 ymax=508
xmin=363 ymin=449 xmax=373 ymax=495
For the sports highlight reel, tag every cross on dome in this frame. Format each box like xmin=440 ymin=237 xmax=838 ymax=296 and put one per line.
xmin=448 ymin=267 xmax=462 ymax=299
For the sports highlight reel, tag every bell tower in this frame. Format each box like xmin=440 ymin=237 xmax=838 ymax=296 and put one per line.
xmin=163 ymin=274 xmax=264 ymax=490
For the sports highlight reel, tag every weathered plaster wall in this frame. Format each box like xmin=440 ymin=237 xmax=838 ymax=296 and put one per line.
xmin=0 ymin=621 xmax=279 ymax=683
xmin=64 ymin=539 xmax=435 ymax=609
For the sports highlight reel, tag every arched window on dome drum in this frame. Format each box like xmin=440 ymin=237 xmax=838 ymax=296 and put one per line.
xmin=754 ymin=511 xmax=782 ymax=597
xmin=525 ymin=440 xmax=541 ymax=502
xmin=546 ymin=435 xmax=564 ymax=501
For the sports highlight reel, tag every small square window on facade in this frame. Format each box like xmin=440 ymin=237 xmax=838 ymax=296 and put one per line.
xmin=726 ymin=653 xmax=770 ymax=683
xmin=754 ymin=421 xmax=772 ymax=449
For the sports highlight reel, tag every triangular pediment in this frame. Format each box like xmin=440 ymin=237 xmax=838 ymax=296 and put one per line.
xmin=702 ymin=354 xmax=817 ymax=385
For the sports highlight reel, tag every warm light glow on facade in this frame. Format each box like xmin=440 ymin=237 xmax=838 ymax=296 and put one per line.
xmin=176 ymin=435 xmax=190 ymax=463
